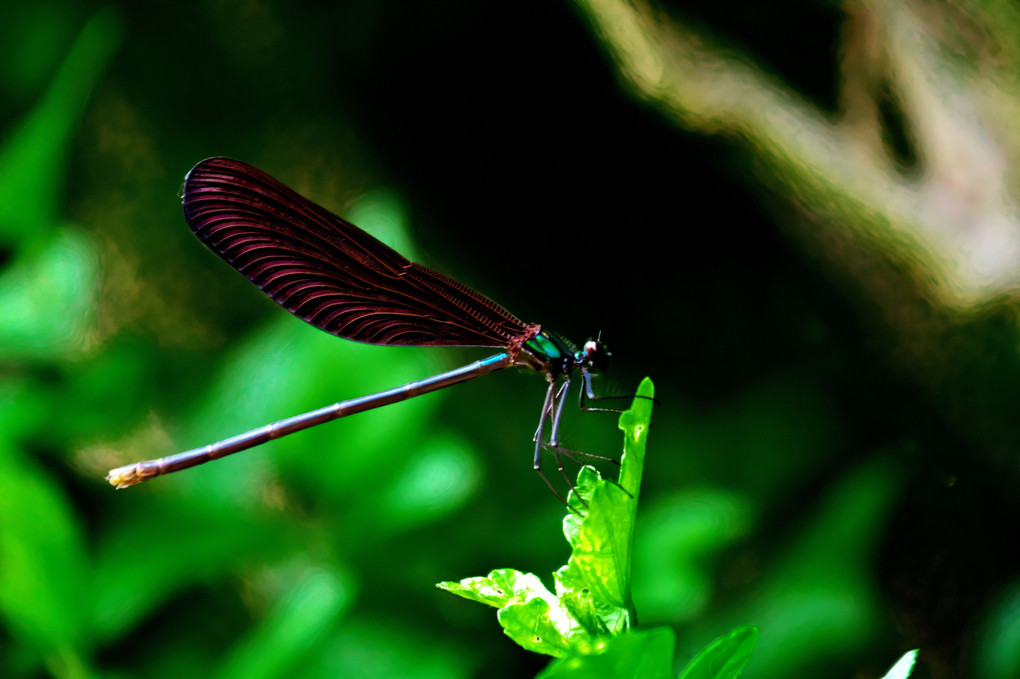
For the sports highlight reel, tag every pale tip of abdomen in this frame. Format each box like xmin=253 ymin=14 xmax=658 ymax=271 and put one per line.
xmin=106 ymin=463 xmax=150 ymax=489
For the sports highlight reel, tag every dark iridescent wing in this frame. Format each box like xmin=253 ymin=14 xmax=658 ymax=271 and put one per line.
xmin=183 ymin=158 xmax=534 ymax=347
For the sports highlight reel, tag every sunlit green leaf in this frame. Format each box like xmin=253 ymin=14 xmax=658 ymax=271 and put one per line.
xmin=880 ymin=649 xmax=918 ymax=679
xmin=438 ymin=568 xmax=549 ymax=609
xmin=438 ymin=380 xmax=656 ymax=659
xmin=556 ymin=377 xmax=655 ymax=636
xmin=498 ymin=596 xmax=598 ymax=658
xmin=440 ymin=569 xmax=596 ymax=656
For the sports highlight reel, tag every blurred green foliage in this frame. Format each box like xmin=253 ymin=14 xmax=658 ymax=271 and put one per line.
xmin=0 ymin=2 xmax=1017 ymax=678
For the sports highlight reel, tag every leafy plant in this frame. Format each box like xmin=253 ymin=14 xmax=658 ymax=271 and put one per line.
xmin=439 ymin=378 xmax=748 ymax=678
xmin=439 ymin=377 xmax=919 ymax=678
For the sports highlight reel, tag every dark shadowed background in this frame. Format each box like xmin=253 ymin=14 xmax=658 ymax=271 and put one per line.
xmin=1 ymin=1 xmax=1018 ymax=678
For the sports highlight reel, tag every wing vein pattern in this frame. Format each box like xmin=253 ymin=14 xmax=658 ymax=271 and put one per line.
xmin=183 ymin=158 xmax=533 ymax=347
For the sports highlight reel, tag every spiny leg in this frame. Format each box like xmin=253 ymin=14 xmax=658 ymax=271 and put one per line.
xmin=554 ymin=368 xmax=633 ymax=498
xmin=542 ymin=432 xmax=630 ymax=501
xmin=532 ymin=377 xmax=585 ymax=508
xmin=533 ymin=379 xmax=568 ymax=505
xmin=546 ymin=377 xmax=581 ymax=493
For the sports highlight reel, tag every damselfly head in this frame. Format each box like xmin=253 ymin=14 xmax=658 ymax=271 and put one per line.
xmin=582 ymin=339 xmax=610 ymax=371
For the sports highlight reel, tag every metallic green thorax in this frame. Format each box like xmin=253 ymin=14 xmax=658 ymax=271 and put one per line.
xmin=523 ymin=329 xmax=579 ymax=376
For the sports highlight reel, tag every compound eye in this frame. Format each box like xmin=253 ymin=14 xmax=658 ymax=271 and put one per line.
xmin=584 ymin=340 xmax=610 ymax=371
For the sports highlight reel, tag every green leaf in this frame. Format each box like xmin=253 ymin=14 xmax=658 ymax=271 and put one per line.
xmin=0 ymin=8 xmax=121 ymax=244
xmin=497 ymin=597 xmax=598 ymax=658
xmin=0 ymin=440 xmax=89 ymax=653
xmin=617 ymin=377 xmax=654 ymax=498
xmin=538 ymin=627 xmax=676 ymax=679
xmin=438 ymin=379 xmax=657 ymax=660
xmin=553 ymin=561 xmax=614 ymax=639
xmin=216 ymin=565 xmax=350 ymax=679
xmin=439 ymin=569 xmax=596 ymax=656
xmin=438 ymin=568 xmax=555 ymax=610
xmin=0 ymin=229 xmax=98 ymax=361
xmin=881 ymin=649 xmax=918 ymax=679
xmin=556 ymin=377 xmax=655 ymax=635
xmin=678 ymin=626 xmax=758 ymax=679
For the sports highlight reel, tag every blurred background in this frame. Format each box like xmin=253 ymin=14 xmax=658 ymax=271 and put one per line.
xmin=1 ymin=1 xmax=1019 ymax=677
